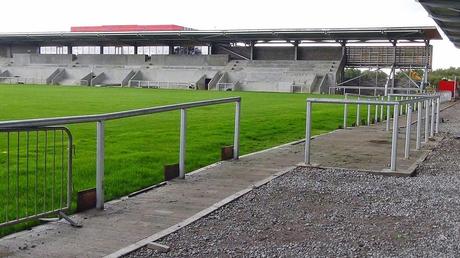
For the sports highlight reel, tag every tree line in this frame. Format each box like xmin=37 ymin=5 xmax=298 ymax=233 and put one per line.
xmin=344 ymin=67 xmax=460 ymax=87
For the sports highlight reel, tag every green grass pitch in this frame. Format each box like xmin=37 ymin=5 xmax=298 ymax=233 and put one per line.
xmin=0 ymin=84 xmax=365 ymax=235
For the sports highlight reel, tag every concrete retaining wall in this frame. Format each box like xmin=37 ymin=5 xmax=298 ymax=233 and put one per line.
xmin=12 ymin=54 xmax=74 ymax=65
xmin=149 ymin=55 xmax=228 ymax=66
xmin=11 ymin=45 xmax=39 ymax=55
xmin=76 ymin=55 xmax=148 ymax=66
xmin=6 ymin=66 xmax=58 ymax=79
xmin=298 ymin=47 xmax=342 ymax=60
xmin=239 ymin=82 xmax=293 ymax=92
xmin=0 ymin=47 xmax=8 ymax=57
xmin=213 ymin=46 xmax=250 ymax=60
xmin=254 ymin=47 xmax=295 ymax=60
xmin=30 ymin=54 xmax=74 ymax=65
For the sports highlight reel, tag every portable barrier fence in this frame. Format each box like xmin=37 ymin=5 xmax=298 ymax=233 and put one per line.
xmin=305 ymin=93 xmax=440 ymax=172
xmin=0 ymin=127 xmax=79 ymax=229
xmin=0 ymin=97 xmax=241 ymax=219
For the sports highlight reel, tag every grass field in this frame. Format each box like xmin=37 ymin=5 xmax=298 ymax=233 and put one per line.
xmin=0 ymin=84 xmax=363 ymax=235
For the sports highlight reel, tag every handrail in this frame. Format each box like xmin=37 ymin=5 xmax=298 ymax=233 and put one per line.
xmin=330 ymin=85 xmax=423 ymax=91
xmin=305 ymin=94 xmax=440 ymax=172
xmin=307 ymin=98 xmax=399 ymax=105
xmin=0 ymin=97 xmax=242 ymax=210
xmin=0 ymin=97 xmax=241 ymax=128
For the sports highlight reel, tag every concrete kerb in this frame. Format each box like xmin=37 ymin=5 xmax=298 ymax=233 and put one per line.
xmin=105 ymin=166 xmax=297 ymax=258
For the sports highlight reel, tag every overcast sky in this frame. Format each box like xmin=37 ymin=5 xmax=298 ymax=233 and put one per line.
xmin=1 ymin=0 xmax=459 ymax=69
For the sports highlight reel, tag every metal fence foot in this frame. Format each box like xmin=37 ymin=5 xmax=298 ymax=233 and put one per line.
xmin=59 ymin=211 xmax=82 ymax=228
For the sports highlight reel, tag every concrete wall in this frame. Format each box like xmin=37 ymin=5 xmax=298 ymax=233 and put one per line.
xmin=0 ymin=47 xmax=8 ymax=57
xmin=149 ymin=55 xmax=228 ymax=66
xmin=298 ymin=47 xmax=342 ymax=60
xmin=239 ymin=82 xmax=293 ymax=93
xmin=76 ymin=55 xmax=148 ymax=66
xmin=254 ymin=47 xmax=295 ymax=60
xmin=12 ymin=54 xmax=75 ymax=65
xmin=11 ymin=45 xmax=39 ymax=55
xmin=216 ymin=46 xmax=342 ymax=61
xmin=213 ymin=46 xmax=251 ymax=60
xmin=12 ymin=54 xmax=32 ymax=66
xmin=30 ymin=54 xmax=74 ymax=65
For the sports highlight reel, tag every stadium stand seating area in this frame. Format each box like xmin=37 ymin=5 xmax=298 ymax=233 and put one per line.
xmin=0 ymin=53 xmax=341 ymax=93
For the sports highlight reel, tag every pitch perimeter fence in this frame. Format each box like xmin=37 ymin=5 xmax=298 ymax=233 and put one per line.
xmin=0 ymin=97 xmax=241 ymax=229
xmin=305 ymin=93 xmax=441 ymax=172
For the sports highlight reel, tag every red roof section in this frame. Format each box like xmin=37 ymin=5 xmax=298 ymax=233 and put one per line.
xmin=70 ymin=25 xmax=189 ymax=32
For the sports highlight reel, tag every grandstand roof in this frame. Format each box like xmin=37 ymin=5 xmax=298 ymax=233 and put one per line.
xmin=418 ymin=0 xmax=460 ymax=48
xmin=0 ymin=26 xmax=441 ymax=46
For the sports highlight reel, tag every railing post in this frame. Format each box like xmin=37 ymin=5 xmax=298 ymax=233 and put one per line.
xmin=179 ymin=108 xmax=187 ymax=179
xmin=380 ymin=96 xmax=384 ymax=123
xmin=233 ymin=100 xmax=241 ymax=160
xmin=343 ymin=95 xmax=348 ymax=129
xmin=404 ymin=104 xmax=413 ymax=159
xmin=435 ymin=97 xmax=440 ymax=134
xmin=67 ymin=132 xmax=73 ymax=210
xmin=374 ymin=101 xmax=378 ymax=124
xmin=356 ymin=97 xmax=361 ymax=126
xmin=399 ymin=97 xmax=404 ymax=116
xmin=390 ymin=104 xmax=399 ymax=172
xmin=367 ymin=99 xmax=371 ymax=126
xmin=416 ymin=101 xmax=422 ymax=150
xmin=430 ymin=98 xmax=435 ymax=137
xmin=96 ymin=121 xmax=104 ymax=210
xmin=424 ymin=99 xmax=430 ymax=143
xmin=305 ymin=101 xmax=312 ymax=165
xmin=386 ymin=95 xmax=391 ymax=131
xmin=405 ymin=98 xmax=409 ymax=115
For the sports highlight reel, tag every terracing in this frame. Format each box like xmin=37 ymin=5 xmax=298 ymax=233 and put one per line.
xmin=0 ymin=54 xmax=339 ymax=93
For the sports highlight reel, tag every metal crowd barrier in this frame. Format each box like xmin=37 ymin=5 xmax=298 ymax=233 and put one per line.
xmin=0 ymin=97 xmax=241 ymax=211
xmin=0 ymin=127 xmax=78 ymax=228
xmin=128 ymin=80 xmax=195 ymax=89
xmin=305 ymin=94 xmax=440 ymax=172
xmin=0 ymin=77 xmax=47 ymax=85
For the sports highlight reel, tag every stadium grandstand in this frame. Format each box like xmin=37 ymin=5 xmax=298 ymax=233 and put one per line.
xmin=0 ymin=25 xmax=441 ymax=93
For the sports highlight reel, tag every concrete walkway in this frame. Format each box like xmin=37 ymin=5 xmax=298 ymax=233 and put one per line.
xmin=0 ymin=103 xmax=449 ymax=257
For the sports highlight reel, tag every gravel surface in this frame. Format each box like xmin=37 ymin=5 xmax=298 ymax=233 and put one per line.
xmin=126 ymin=103 xmax=460 ymax=258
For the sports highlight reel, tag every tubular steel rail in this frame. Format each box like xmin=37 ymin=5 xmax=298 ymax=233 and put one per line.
xmin=128 ymin=80 xmax=196 ymax=89
xmin=329 ymin=85 xmax=424 ymax=96
xmin=0 ymin=97 xmax=241 ymax=211
xmin=0 ymin=127 xmax=78 ymax=228
xmin=305 ymin=94 xmax=440 ymax=172
xmin=0 ymin=77 xmax=47 ymax=85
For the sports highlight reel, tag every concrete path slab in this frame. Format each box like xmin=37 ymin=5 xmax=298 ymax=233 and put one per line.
xmin=0 ymin=103 xmax=451 ymax=258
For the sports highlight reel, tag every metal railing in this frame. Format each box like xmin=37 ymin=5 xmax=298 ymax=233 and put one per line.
xmin=0 ymin=127 xmax=78 ymax=228
xmin=0 ymin=97 xmax=241 ymax=210
xmin=305 ymin=93 xmax=440 ymax=172
xmin=217 ymin=82 xmax=236 ymax=91
xmin=128 ymin=80 xmax=196 ymax=89
xmin=0 ymin=77 xmax=47 ymax=85
xmin=328 ymin=85 xmax=424 ymax=96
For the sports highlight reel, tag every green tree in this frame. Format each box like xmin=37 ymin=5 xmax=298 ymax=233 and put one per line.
xmin=344 ymin=68 xmax=361 ymax=81
xmin=429 ymin=67 xmax=460 ymax=87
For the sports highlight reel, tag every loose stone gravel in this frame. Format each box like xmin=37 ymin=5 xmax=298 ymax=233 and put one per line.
xmin=126 ymin=104 xmax=460 ymax=258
